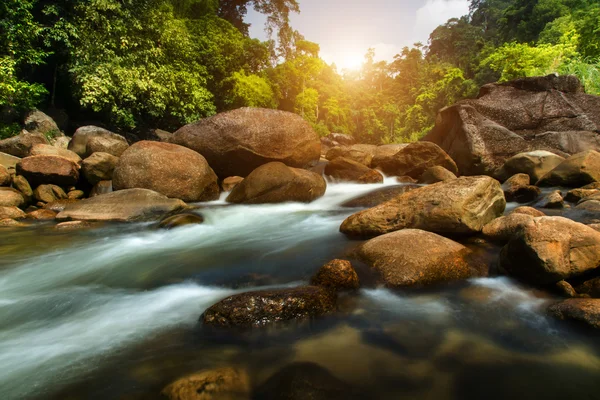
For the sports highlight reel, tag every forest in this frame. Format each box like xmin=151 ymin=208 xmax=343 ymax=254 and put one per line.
xmin=1 ymin=0 xmax=599 ymax=144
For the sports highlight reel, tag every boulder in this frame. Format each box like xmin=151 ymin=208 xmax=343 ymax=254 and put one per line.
xmin=310 ymin=259 xmax=360 ymax=291
xmin=423 ymin=75 xmax=600 ymax=176
xmin=501 ymin=173 xmax=541 ymax=203
xmin=548 ymin=299 xmax=600 ymax=329
xmin=556 ymin=280 xmax=578 ymax=298
xmin=157 ymin=213 xmax=204 ymax=229
xmin=54 ymin=221 xmax=96 ymax=231
xmin=419 ymin=166 xmax=457 ymax=184
xmin=222 ymin=176 xmax=244 ymax=192
xmin=565 ymin=188 xmax=600 ymax=203
xmin=16 ymin=155 xmax=79 ymax=186
xmin=511 ymin=206 xmax=545 ymax=217
xmin=89 ymin=180 xmax=113 ymax=198
xmin=497 ymin=150 xmax=565 ymax=182
xmin=327 ymin=132 xmax=356 ymax=146
xmin=357 ymin=229 xmax=482 ymax=287
xmin=536 ymin=190 xmax=564 ymax=209
xmin=0 ymin=165 xmax=10 ymax=186
xmin=482 ymin=213 xmax=535 ymax=243
xmin=582 ymin=182 xmax=600 ymax=190
xmin=26 ymin=209 xmax=57 ymax=220
xmin=201 ymin=286 xmax=336 ymax=327
xmin=324 ymin=157 xmax=383 ymax=184
xmin=30 ymin=144 xmax=81 ymax=164
xmin=325 ymin=144 xmax=377 ymax=166
xmin=575 ymin=277 xmax=600 ymax=298
xmin=576 ymin=193 xmax=600 ymax=212
xmin=82 ymin=152 xmax=119 ymax=185
xmin=172 ymin=108 xmax=320 ymax=179
xmin=0 ymin=206 xmax=26 ymax=220
xmin=43 ymin=199 xmax=79 ymax=213
xmin=34 ymin=184 xmax=67 ymax=203
xmin=371 ymin=144 xmax=408 ymax=169
xmin=68 ymin=126 xmax=129 ymax=158
xmin=499 ymin=217 xmax=600 ymax=285
xmin=226 ymin=162 xmax=326 ymax=204
xmin=396 ymin=175 xmax=417 ymax=184
xmin=0 ymin=188 xmax=25 ymax=207
xmin=113 ymin=141 xmax=219 ymax=202
xmin=56 ymin=189 xmax=186 ymax=222
xmin=340 ymin=176 xmax=505 ymax=238
xmin=537 ymin=150 xmax=600 ymax=187
xmin=67 ymin=190 xmax=85 ymax=200
xmin=12 ymin=175 xmax=33 ymax=203
xmin=161 ymin=367 xmax=250 ymax=400
xmin=52 ymin=136 xmax=70 ymax=149
xmin=340 ymin=184 xmax=419 ymax=208
xmin=24 ymin=110 xmax=60 ymax=138
xmin=0 ymin=218 xmax=26 ymax=227
xmin=375 ymin=141 xmax=458 ymax=178
xmin=0 ymin=152 xmax=20 ymax=169
xmin=0 ymin=131 xmax=49 ymax=157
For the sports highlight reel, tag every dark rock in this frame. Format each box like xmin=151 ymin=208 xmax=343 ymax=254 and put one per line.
xmin=324 ymin=157 xmax=383 ymax=184
xmin=158 ymin=213 xmax=204 ymax=229
xmin=548 ymin=298 xmax=600 ymax=329
xmin=310 ymin=259 xmax=360 ymax=291
xmin=536 ymin=190 xmax=564 ymax=209
xmin=575 ymin=277 xmax=600 ymax=298
xmin=565 ymin=188 xmax=600 ymax=203
xmin=327 ymin=132 xmax=355 ymax=146
xmin=555 ymin=280 xmax=578 ymax=298
xmin=161 ymin=367 xmax=250 ymax=400
xmin=502 ymin=173 xmax=541 ymax=203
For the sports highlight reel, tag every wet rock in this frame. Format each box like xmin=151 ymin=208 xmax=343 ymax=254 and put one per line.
xmin=555 ymin=280 xmax=578 ymax=298
xmin=510 ymin=206 xmax=545 ymax=217
xmin=201 ymin=286 xmax=336 ymax=327
xmin=548 ymin=298 xmax=600 ymax=329
xmin=370 ymin=144 xmax=408 ymax=169
xmin=375 ymin=141 xmax=458 ymax=178
xmin=565 ymin=188 xmax=599 ymax=203
xmin=575 ymin=277 xmax=600 ymax=298
xmin=82 ymin=152 xmax=119 ymax=185
xmin=0 ymin=206 xmax=26 ymax=220
xmin=357 ymin=229 xmax=482 ymax=287
xmin=254 ymin=362 xmax=360 ymax=400
xmin=30 ymin=144 xmax=81 ymax=165
xmin=0 ymin=218 xmax=26 ymax=227
xmin=55 ymin=220 xmax=96 ymax=231
xmin=418 ymin=166 xmax=457 ymax=184
xmin=499 ymin=217 xmax=600 ymax=285
xmin=482 ymin=213 xmax=535 ymax=243
xmin=26 ymin=209 xmax=57 ymax=220
xmin=536 ymin=190 xmax=564 ymax=209
xmin=67 ymin=190 xmax=85 ymax=200
xmin=33 ymin=184 xmax=67 ymax=204
xmin=222 ymin=176 xmax=244 ymax=192
xmin=326 ymin=144 xmax=377 ymax=166
xmin=89 ymin=180 xmax=113 ymax=197
xmin=158 ymin=213 xmax=204 ymax=229
xmin=324 ymin=157 xmax=383 ymax=184
xmin=0 ymin=131 xmax=49 ymax=157
xmin=113 ymin=141 xmax=220 ymax=202
xmin=68 ymin=126 xmax=129 ymax=158
xmin=172 ymin=108 xmax=320 ymax=179
xmin=0 ymin=165 xmax=10 ymax=186
xmin=226 ymin=162 xmax=326 ymax=204
xmin=161 ymin=367 xmax=250 ymax=400
xmin=16 ymin=155 xmax=80 ymax=186
xmin=396 ymin=175 xmax=417 ymax=184
xmin=340 ymin=176 xmax=505 ymax=237
xmin=497 ymin=150 xmax=565 ymax=182
xmin=24 ymin=110 xmax=60 ymax=139
xmin=537 ymin=150 xmax=600 ymax=187
xmin=575 ymin=193 xmax=600 ymax=212
xmin=0 ymin=187 xmax=25 ymax=207
xmin=56 ymin=188 xmax=186 ymax=222
xmin=502 ymin=173 xmax=541 ymax=203
xmin=43 ymin=199 xmax=79 ymax=213
xmin=310 ymin=259 xmax=360 ymax=291
xmin=340 ymin=184 xmax=419 ymax=208
xmin=0 ymin=152 xmax=20 ymax=169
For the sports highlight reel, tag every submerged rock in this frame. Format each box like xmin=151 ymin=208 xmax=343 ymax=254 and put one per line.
xmin=549 ymin=299 xmax=600 ymax=329
xmin=161 ymin=367 xmax=250 ymax=400
xmin=226 ymin=162 xmax=326 ymax=204
xmin=310 ymin=259 xmax=360 ymax=291
xmin=324 ymin=157 xmax=383 ymax=184
xmin=158 ymin=213 xmax=204 ymax=229
xmin=201 ymin=286 xmax=336 ymax=327
xmin=340 ymin=176 xmax=505 ymax=237
xmin=375 ymin=141 xmax=458 ymax=178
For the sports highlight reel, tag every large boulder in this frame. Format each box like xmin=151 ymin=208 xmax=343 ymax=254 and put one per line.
xmin=482 ymin=213 xmax=535 ymax=243
xmin=113 ymin=141 xmax=219 ymax=202
xmin=325 ymin=144 xmax=377 ymax=166
xmin=16 ymin=155 xmax=79 ymax=186
xmin=324 ymin=157 xmax=383 ymax=184
xmin=68 ymin=126 xmax=129 ymax=158
xmin=24 ymin=110 xmax=60 ymax=138
xmin=171 ymin=108 xmax=320 ymax=179
xmin=548 ymin=299 xmax=600 ymax=329
xmin=499 ymin=216 xmax=600 ymax=285
xmin=358 ymin=229 xmax=482 ymax=287
xmin=418 ymin=166 xmax=457 ymax=184
xmin=423 ymin=75 xmax=600 ymax=176
xmin=537 ymin=150 xmax=600 ymax=187
xmin=0 ymin=188 xmax=25 ymax=207
xmin=340 ymin=176 xmax=505 ymax=238
xmin=226 ymin=162 xmax=326 ymax=204
xmin=371 ymin=144 xmax=408 ymax=170
xmin=56 ymin=189 xmax=186 ymax=222
xmin=374 ymin=141 xmax=458 ymax=178
xmin=497 ymin=150 xmax=565 ymax=182
xmin=0 ymin=131 xmax=49 ymax=157
xmin=30 ymin=144 xmax=81 ymax=165
xmin=161 ymin=367 xmax=250 ymax=400
xmin=201 ymin=286 xmax=336 ymax=327
xmin=82 ymin=152 xmax=119 ymax=185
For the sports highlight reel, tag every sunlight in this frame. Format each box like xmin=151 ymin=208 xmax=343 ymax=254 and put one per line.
xmin=337 ymin=51 xmax=364 ymax=71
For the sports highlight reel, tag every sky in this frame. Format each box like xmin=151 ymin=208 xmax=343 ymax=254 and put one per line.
xmin=246 ymin=0 xmax=471 ymax=70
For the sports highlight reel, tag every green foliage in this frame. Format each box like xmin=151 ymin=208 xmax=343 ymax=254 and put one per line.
xmin=0 ymin=56 xmax=47 ymax=113
xmin=226 ymin=70 xmax=277 ymax=108
xmin=0 ymin=123 xmax=22 ymax=139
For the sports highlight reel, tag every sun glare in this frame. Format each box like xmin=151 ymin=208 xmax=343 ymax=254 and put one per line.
xmin=338 ymin=51 xmax=364 ymax=71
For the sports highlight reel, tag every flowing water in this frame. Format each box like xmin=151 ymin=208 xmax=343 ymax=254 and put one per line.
xmin=1 ymin=178 xmax=600 ymax=399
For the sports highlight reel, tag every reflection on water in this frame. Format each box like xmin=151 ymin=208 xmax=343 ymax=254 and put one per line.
xmin=0 ymin=178 xmax=599 ymax=399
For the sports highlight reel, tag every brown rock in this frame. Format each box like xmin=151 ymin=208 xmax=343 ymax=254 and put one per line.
xmin=172 ymin=108 xmax=320 ymax=179
xmin=340 ymin=185 xmax=419 ymax=208
xmin=43 ymin=199 xmax=78 ymax=213
xmin=537 ymin=190 xmax=564 ymax=209
xmin=68 ymin=126 xmax=129 ymax=158
xmin=371 ymin=144 xmax=408 ymax=169
xmin=325 ymin=144 xmax=377 ymax=166
xmin=67 ymin=190 xmax=85 ymax=200
xmin=327 ymin=132 xmax=356 ymax=146
xmin=222 ymin=176 xmax=244 ymax=192
xmin=161 ymin=367 xmax=250 ymax=400
xmin=581 ymin=182 xmax=600 ymax=190
xmin=375 ymin=141 xmax=458 ymax=178
xmin=0 ymin=131 xmax=49 ymax=157
xmin=56 ymin=188 xmax=186 ymax=222
xmin=24 ymin=110 xmax=60 ymax=138
xmin=26 ymin=209 xmax=57 ymax=220
xmin=113 ymin=141 xmax=219 ymax=202
xmin=55 ymin=221 xmax=96 ymax=231
xmin=201 ymin=286 xmax=336 ymax=327
xmin=0 ymin=187 xmax=25 ymax=207
xmin=226 ymin=162 xmax=326 ymax=204
xmin=310 ymin=259 xmax=360 ymax=291
xmin=575 ymin=277 xmax=600 ymax=298
xmin=30 ymin=144 xmax=81 ymax=165
xmin=499 ymin=217 xmax=600 ymax=285
xmin=16 ymin=155 xmax=79 ymax=186
xmin=482 ymin=213 xmax=535 ymax=243
xmin=0 ymin=206 xmax=26 ymax=220
xmin=511 ymin=206 xmax=546 ymax=217
xmin=0 ymin=218 xmax=26 ymax=227
xmin=549 ymin=299 xmax=600 ymax=329
xmin=158 ymin=213 xmax=204 ymax=229
xmin=324 ymin=157 xmax=383 ymax=184
xmin=12 ymin=175 xmax=33 ymax=203
xmin=396 ymin=176 xmax=417 ymax=184
xmin=555 ymin=280 xmax=578 ymax=298
xmin=565 ymin=188 xmax=600 ymax=203
xmin=34 ymin=184 xmax=67 ymax=203
xmin=82 ymin=152 xmax=119 ymax=185
xmin=502 ymin=173 xmax=541 ymax=203
xmin=0 ymin=165 xmax=10 ymax=186
xmin=340 ymin=176 xmax=505 ymax=237
xmin=358 ymin=229 xmax=482 ymax=287
xmin=0 ymin=152 xmax=20 ymax=169
xmin=497 ymin=151 xmax=565 ymax=182
xmin=537 ymin=150 xmax=600 ymax=187
xmin=89 ymin=180 xmax=113 ymax=197
xmin=419 ymin=166 xmax=457 ymax=184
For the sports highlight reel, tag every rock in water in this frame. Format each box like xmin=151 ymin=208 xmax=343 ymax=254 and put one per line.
xmin=201 ymin=286 xmax=336 ymax=327
xmin=171 ymin=108 xmax=320 ymax=179
xmin=340 ymin=184 xmax=419 ymax=208
xmin=482 ymin=213 xmax=535 ymax=243
xmin=310 ymin=259 xmax=360 ymax=291
xmin=16 ymin=155 xmax=80 ymax=186
xmin=56 ymin=189 xmax=186 ymax=222
xmin=537 ymin=150 xmax=600 ymax=187
xmin=340 ymin=176 xmax=505 ymax=238
xmin=113 ymin=141 xmax=220 ymax=202
xmin=226 ymin=162 xmax=326 ymax=204
xmin=161 ymin=367 xmax=250 ymax=400
xmin=502 ymin=173 xmax=541 ymax=203
xmin=499 ymin=216 xmax=600 ymax=285
xmin=357 ymin=229 xmax=482 ymax=287
xmin=158 ymin=213 xmax=204 ymax=229
xmin=324 ymin=157 xmax=383 ymax=184
xmin=68 ymin=126 xmax=129 ymax=158
xmin=375 ymin=141 xmax=458 ymax=178
xmin=221 ymin=176 xmax=244 ymax=192
xmin=549 ymin=299 xmax=600 ymax=329
xmin=423 ymin=75 xmax=600 ymax=176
